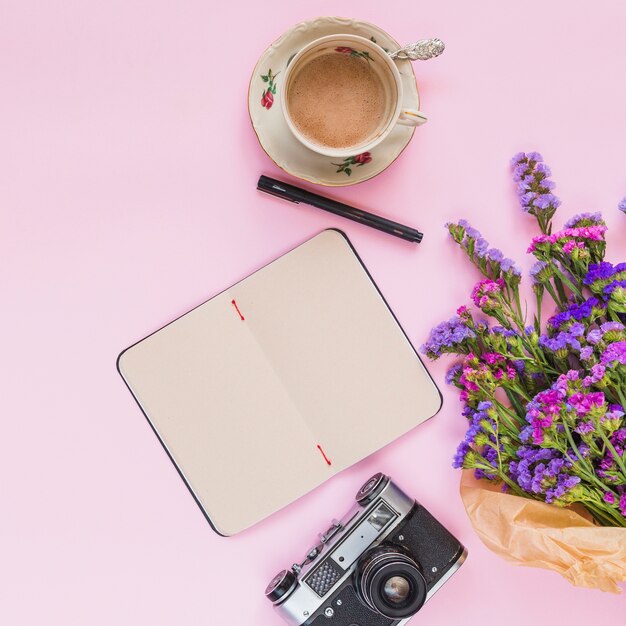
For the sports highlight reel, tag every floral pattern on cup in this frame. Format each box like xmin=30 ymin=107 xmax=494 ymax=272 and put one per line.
xmin=332 ymin=152 xmax=372 ymax=176
xmin=334 ymin=46 xmax=374 ymax=63
xmin=260 ymin=69 xmax=279 ymax=109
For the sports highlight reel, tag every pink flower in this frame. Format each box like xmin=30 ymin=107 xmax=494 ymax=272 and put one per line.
xmin=527 ymin=234 xmax=552 ymax=252
xmin=354 ymin=152 xmax=372 ymax=165
xmin=471 ymin=278 xmax=505 ymax=310
xmin=527 ymin=225 xmax=607 ymax=253
xmin=335 ymin=46 xmax=353 ymax=54
xmin=483 ymin=352 xmax=504 ymax=365
xmin=261 ymin=90 xmax=274 ymax=109
xmin=562 ymin=240 xmax=585 ymax=254
xmin=604 ymin=491 xmax=615 ymax=505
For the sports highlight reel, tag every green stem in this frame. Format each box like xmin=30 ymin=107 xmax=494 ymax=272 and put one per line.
xmin=553 ymin=276 xmax=569 ymax=306
xmin=560 ymin=422 xmax=616 ymax=495
xmin=581 ymin=499 xmax=624 ymax=527
xmin=553 ymin=267 xmax=584 ymax=299
xmin=534 ymin=289 xmax=543 ymax=330
xmin=543 ymin=280 xmax=565 ymax=309
xmin=597 ymin=429 xmax=626 ymax=479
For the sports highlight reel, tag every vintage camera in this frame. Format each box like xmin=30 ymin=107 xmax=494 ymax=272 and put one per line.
xmin=265 ymin=473 xmax=467 ymax=625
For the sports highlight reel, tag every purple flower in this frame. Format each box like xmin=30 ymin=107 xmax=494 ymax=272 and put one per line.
xmin=447 ymin=221 xmax=520 ymax=278
xmin=569 ymin=322 xmax=585 ymax=337
xmin=500 ymin=257 xmax=522 ymax=276
xmin=572 ymin=298 xmax=602 ymax=320
xmin=604 ymin=491 xmax=616 ymax=505
xmin=530 ymin=261 xmax=548 ymax=284
xmin=539 ymin=331 xmax=581 ymax=355
xmin=492 ymin=326 xmax=518 ymax=338
xmin=548 ymin=297 xmax=601 ymax=329
xmin=511 ymin=152 xmax=561 ymax=215
xmin=513 ymin=359 xmax=526 ymax=373
xmin=600 ymin=321 xmax=625 ymax=334
xmin=618 ymin=198 xmax=626 ymax=214
xmin=604 ymin=280 xmax=626 ymax=299
xmin=452 ymin=441 xmax=470 ymax=469
xmin=475 ymin=237 xmax=490 ymax=257
xmin=606 ymin=406 xmax=625 ymax=422
xmin=575 ymin=421 xmax=594 ymax=435
xmin=545 ymin=474 xmax=580 ymax=503
xmin=579 ymin=346 xmax=594 ymax=361
xmin=584 ymin=262 xmax=618 ymax=285
xmin=587 ymin=328 xmax=603 ymax=345
xmin=549 ymin=310 xmax=572 ymax=329
xmin=509 ymin=444 xmax=578 ymax=503
xmin=487 ymin=248 xmax=504 ymax=262
xmin=458 ymin=219 xmax=482 ymax=240
xmin=445 ymin=364 xmax=462 ymax=385
xmin=601 ymin=341 xmax=626 ymax=366
xmin=564 ymin=212 xmax=603 ymax=228
xmin=421 ymin=315 xmax=477 ymax=358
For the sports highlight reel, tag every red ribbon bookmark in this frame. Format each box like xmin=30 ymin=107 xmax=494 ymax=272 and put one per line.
xmin=317 ymin=444 xmax=332 ymax=466
xmin=231 ymin=299 xmax=245 ymax=321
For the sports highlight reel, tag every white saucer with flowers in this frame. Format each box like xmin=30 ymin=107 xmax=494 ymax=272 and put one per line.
xmin=249 ymin=16 xmax=421 ymax=187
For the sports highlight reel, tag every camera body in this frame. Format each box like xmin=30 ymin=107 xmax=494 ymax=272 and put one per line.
xmin=265 ymin=474 xmax=467 ymax=626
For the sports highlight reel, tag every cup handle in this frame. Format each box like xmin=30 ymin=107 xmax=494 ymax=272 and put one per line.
xmin=397 ymin=109 xmax=428 ymax=127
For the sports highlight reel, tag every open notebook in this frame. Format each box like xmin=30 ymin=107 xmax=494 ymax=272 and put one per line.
xmin=117 ymin=230 xmax=441 ymax=535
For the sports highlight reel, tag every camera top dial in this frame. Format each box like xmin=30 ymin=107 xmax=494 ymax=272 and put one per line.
xmin=355 ymin=472 xmax=389 ymax=505
xmin=265 ymin=569 xmax=298 ymax=604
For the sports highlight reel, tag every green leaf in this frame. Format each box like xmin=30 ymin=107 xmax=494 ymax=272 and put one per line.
xmin=345 ymin=167 xmax=352 ymax=176
xmin=270 ymin=84 xmax=277 ymax=94
xmin=370 ymin=36 xmax=377 ymax=43
xmin=261 ymin=75 xmax=269 ymax=82
xmin=336 ymin=168 xmax=343 ymax=173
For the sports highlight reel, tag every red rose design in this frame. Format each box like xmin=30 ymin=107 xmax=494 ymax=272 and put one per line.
xmin=335 ymin=46 xmax=353 ymax=54
xmin=354 ymin=152 xmax=372 ymax=164
xmin=261 ymin=90 xmax=274 ymax=109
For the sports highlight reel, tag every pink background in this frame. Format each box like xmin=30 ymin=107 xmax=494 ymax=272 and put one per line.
xmin=2 ymin=1 xmax=625 ymax=624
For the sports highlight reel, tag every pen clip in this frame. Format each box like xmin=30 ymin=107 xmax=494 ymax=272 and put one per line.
xmin=257 ymin=180 xmax=300 ymax=203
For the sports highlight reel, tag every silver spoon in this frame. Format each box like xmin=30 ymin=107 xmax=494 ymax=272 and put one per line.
xmin=389 ymin=38 xmax=445 ymax=61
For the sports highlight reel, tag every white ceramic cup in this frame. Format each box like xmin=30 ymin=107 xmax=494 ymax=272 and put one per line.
xmin=281 ymin=34 xmax=427 ymax=158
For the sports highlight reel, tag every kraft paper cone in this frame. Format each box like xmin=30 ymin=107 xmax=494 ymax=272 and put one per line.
xmin=460 ymin=470 xmax=626 ymax=593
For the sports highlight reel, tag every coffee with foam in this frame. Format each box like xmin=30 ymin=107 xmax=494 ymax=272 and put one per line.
xmin=286 ymin=52 xmax=389 ymax=151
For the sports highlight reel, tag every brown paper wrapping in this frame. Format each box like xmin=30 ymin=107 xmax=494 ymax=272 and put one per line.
xmin=460 ymin=470 xmax=626 ymax=593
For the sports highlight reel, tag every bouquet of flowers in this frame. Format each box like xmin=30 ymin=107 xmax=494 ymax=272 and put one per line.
xmin=422 ymin=152 xmax=626 ymax=590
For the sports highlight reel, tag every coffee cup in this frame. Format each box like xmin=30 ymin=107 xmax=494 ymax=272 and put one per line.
xmin=281 ymin=34 xmax=426 ymax=159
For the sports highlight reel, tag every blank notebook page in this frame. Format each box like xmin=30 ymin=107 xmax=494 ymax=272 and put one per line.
xmin=118 ymin=230 xmax=441 ymax=535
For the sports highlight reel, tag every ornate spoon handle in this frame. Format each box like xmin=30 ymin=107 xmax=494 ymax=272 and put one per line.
xmin=389 ymin=38 xmax=445 ymax=61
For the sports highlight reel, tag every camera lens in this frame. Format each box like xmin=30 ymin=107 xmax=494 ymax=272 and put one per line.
xmin=383 ymin=575 xmax=411 ymax=604
xmin=355 ymin=545 xmax=427 ymax=619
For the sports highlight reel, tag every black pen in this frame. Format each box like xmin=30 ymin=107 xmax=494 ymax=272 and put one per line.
xmin=257 ymin=175 xmax=423 ymax=244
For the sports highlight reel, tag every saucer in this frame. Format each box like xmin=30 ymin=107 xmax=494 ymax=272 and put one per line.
xmin=248 ymin=16 xmax=420 ymax=187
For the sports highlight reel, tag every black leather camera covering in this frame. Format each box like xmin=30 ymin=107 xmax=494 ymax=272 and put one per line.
xmin=389 ymin=504 xmax=464 ymax=588
xmin=306 ymin=585 xmax=393 ymax=626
